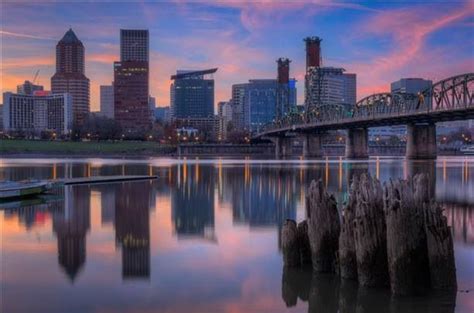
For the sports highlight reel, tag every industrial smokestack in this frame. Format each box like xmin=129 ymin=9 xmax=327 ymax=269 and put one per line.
xmin=304 ymin=36 xmax=322 ymax=70
xmin=277 ymin=58 xmax=290 ymax=84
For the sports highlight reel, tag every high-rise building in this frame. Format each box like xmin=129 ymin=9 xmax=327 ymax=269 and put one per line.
xmin=51 ymin=28 xmax=90 ymax=126
xmin=170 ymin=68 xmax=217 ymax=119
xmin=120 ymin=29 xmax=149 ymax=62
xmin=114 ymin=61 xmax=151 ymax=131
xmin=100 ymin=85 xmax=114 ymax=119
xmin=114 ymin=29 xmax=151 ymax=132
xmin=231 ymin=79 xmax=297 ymax=133
xmin=231 ymin=83 xmax=247 ymax=131
xmin=3 ymin=91 xmax=73 ymax=134
xmin=305 ymin=67 xmax=356 ymax=110
xmin=17 ymin=80 xmax=44 ymax=95
xmin=217 ymin=101 xmax=233 ymax=140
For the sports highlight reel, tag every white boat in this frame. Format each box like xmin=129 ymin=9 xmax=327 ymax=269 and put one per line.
xmin=0 ymin=180 xmax=52 ymax=199
xmin=460 ymin=145 xmax=474 ymax=155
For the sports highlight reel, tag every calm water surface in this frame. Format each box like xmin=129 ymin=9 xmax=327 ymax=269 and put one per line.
xmin=1 ymin=157 xmax=473 ymax=313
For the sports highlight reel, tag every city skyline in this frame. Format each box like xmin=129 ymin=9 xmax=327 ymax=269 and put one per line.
xmin=1 ymin=1 xmax=473 ymax=112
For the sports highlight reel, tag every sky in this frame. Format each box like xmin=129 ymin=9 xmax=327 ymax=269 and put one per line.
xmin=1 ymin=0 xmax=473 ymax=112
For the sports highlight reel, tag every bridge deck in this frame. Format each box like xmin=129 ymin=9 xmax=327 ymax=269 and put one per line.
xmin=256 ymin=106 xmax=474 ymax=138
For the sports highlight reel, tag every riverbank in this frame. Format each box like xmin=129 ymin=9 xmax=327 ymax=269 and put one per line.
xmin=0 ymin=139 xmax=176 ymax=156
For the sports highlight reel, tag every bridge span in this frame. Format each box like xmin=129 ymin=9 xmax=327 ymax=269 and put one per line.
xmin=254 ymin=73 xmax=474 ymax=159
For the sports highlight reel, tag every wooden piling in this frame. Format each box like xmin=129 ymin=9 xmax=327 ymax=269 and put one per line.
xmin=384 ymin=176 xmax=431 ymax=295
xmin=424 ymin=202 xmax=457 ymax=291
xmin=281 ymin=219 xmax=300 ymax=268
xmin=353 ymin=174 xmax=389 ymax=287
xmin=297 ymin=220 xmax=312 ymax=265
xmin=306 ymin=180 xmax=340 ymax=273
xmin=339 ymin=176 xmax=358 ymax=280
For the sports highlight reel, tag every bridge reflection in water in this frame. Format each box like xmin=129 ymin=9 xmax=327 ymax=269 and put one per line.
xmin=0 ymin=158 xmax=472 ymax=313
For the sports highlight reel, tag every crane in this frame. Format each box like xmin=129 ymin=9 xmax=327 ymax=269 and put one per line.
xmin=32 ymin=69 xmax=40 ymax=84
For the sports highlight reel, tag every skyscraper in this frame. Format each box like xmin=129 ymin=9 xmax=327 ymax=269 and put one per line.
xmin=100 ymin=85 xmax=114 ymax=119
xmin=114 ymin=29 xmax=152 ymax=132
xmin=51 ymin=28 xmax=90 ymax=126
xmin=120 ymin=29 xmax=149 ymax=62
xmin=170 ymin=69 xmax=217 ymax=119
xmin=231 ymin=79 xmax=297 ymax=133
xmin=306 ymin=67 xmax=356 ymax=109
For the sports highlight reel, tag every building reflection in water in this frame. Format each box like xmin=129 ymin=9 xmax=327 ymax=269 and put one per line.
xmin=100 ymin=184 xmax=115 ymax=225
xmin=281 ymin=266 xmax=456 ymax=313
xmin=171 ymin=162 xmax=215 ymax=241
xmin=52 ymin=185 xmax=91 ymax=282
xmin=114 ymin=182 xmax=152 ymax=279
xmin=0 ymin=158 xmax=472 ymax=312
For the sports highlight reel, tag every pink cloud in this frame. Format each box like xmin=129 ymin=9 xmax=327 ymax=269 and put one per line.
xmin=346 ymin=2 xmax=474 ymax=99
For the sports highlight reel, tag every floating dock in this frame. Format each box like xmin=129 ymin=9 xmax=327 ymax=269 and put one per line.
xmin=56 ymin=175 xmax=158 ymax=186
xmin=0 ymin=181 xmax=52 ymax=199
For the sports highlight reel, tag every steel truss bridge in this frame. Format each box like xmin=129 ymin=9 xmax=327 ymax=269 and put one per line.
xmin=255 ymin=73 xmax=474 ymax=138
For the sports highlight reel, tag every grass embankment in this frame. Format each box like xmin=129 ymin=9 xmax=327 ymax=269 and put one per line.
xmin=0 ymin=139 xmax=176 ymax=156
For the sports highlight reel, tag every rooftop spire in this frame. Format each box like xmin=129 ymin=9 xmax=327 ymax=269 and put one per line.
xmin=59 ymin=28 xmax=81 ymax=44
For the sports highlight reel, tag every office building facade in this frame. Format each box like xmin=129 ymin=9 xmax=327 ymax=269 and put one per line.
xmin=114 ymin=29 xmax=152 ymax=132
xmin=170 ymin=69 xmax=216 ymax=119
xmin=100 ymin=85 xmax=114 ymax=119
xmin=217 ymin=101 xmax=233 ymax=140
xmin=114 ymin=61 xmax=151 ymax=131
xmin=120 ymin=29 xmax=149 ymax=62
xmin=305 ymin=67 xmax=356 ymax=110
xmin=51 ymin=28 xmax=90 ymax=126
xmin=3 ymin=91 xmax=73 ymax=134
xmin=231 ymin=79 xmax=297 ymax=133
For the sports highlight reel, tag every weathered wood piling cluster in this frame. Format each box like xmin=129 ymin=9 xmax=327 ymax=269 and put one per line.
xmin=281 ymin=173 xmax=457 ymax=296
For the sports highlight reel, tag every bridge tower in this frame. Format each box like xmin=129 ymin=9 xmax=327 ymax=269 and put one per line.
xmin=276 ymin=58 xmax=291 ymax=120
xmin=304 ymin=36 xmax=322 ymax=111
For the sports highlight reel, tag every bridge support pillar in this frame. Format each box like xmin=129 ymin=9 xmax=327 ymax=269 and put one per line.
xmin=406 ymin=123 xmax=437 ymax=160
xmin=345 ymin=128 xmax=369 ymax=159
xmin=273 ymin=137 xmax=293 ymax=159
xmin=302 ymin=134 xmax=323 ymax=158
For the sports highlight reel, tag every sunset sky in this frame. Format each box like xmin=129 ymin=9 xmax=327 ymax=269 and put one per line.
xmin=1 ymin=0 xmax=473 ymax=111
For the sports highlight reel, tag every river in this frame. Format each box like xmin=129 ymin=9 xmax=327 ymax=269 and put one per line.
xmin=0 ymin=157 xmax=473 ymax=313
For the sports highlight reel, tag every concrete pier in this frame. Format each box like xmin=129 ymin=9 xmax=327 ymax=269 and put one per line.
xmin=302 ymin=134 xmax=323 ymax=158
xmin=345 ymin=128 xmax=368 ymax=159
xmin=406 ymin=123 xmax=437 ymax=159
xmin=274 ymin=137 xmax=293 ymax=159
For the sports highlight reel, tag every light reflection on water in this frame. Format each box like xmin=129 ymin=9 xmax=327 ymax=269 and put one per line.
xmin=0 ymin=157 xmax=473 ymax=313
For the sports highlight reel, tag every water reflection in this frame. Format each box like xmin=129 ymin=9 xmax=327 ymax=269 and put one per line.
xmin=115 ymin=182 xmax=152 ymax=279
xmin=281 ymin=268 xmax=457 ymax=313
xmin=171 ymin=164 xmax=215 ymax=240
xmin=0 ymin=157 xmax=473 ymax=313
